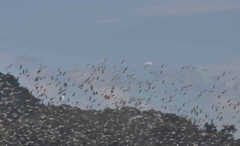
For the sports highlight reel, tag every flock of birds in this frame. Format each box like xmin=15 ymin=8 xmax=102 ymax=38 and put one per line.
xmin=1 ymin=59 xmax=240 ymax=143
xmin=5 ymin=60 xmax=240 ymax=121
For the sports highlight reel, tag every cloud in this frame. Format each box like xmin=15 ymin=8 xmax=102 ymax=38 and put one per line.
xmin=0 ymin=53 xmax=11 ymax=61
xmin=13 ymin=55 xmax=36 ymax=66
xmin=135 ymin=1 xmax=240 ymax=16
xmin=199 ymin=59 xmax=240 ymax=77
xmin=0 ymin=53 xmax=12 ymax=70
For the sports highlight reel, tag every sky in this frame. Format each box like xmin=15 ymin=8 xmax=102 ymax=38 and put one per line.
xmin=1 ymin=0 xmax=240 ymax=138
xmin=0 ymin=0 xmax=240 ymax=68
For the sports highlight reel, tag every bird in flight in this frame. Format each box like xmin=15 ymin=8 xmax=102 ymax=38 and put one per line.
xmin=59 ymin=95 xmax=64 ymax=101
xmin=145 ymin=61 xmax=156 ymax=68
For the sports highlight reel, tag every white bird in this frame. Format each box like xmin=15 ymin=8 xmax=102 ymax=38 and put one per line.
xmin=145 ymin=61 xmax=156 ymax=67
xmin=59 ymin=95 xmax=64 ymax=101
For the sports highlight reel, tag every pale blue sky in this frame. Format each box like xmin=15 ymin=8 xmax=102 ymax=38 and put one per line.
xmin=1 ymin=0 xmax=240 ymax=68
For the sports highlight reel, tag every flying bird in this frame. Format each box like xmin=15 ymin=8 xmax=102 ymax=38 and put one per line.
xmin=145 ymin=61 xmax=156 ymax=68
xmin=59 ymin=95 xmax=64 ymax=101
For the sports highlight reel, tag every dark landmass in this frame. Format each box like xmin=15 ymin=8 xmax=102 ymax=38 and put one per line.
xmin=0 ymin=72 xmax=240 ymax=145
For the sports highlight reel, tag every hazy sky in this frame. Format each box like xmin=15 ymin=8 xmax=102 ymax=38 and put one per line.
xmin=1 ymin=0 xmax=240 ymax=68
